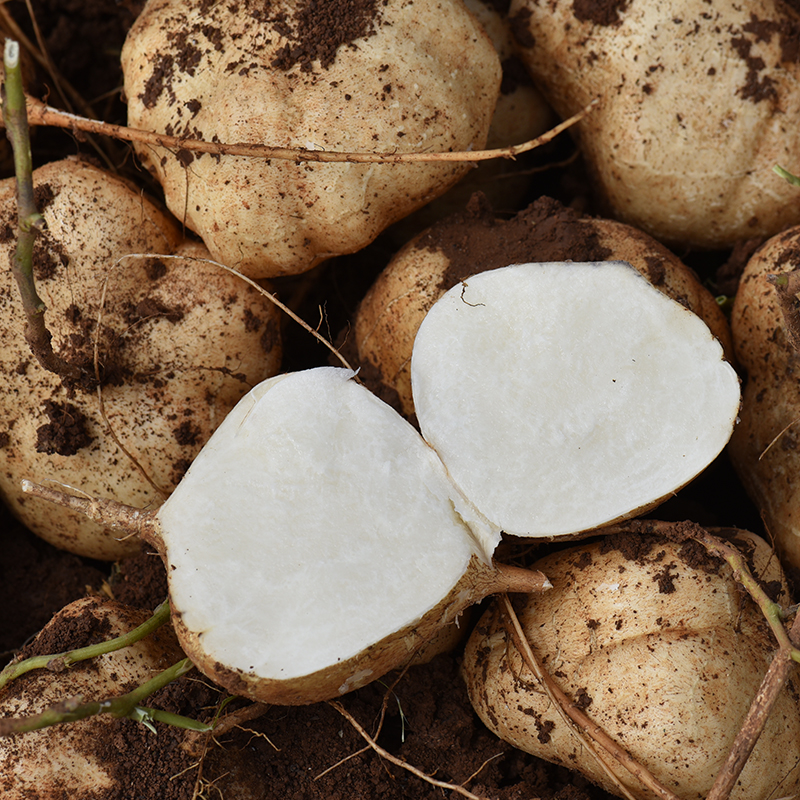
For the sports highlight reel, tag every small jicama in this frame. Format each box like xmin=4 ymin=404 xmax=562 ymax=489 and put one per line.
xmin=23 ymin=261 xmax=741 ymax=705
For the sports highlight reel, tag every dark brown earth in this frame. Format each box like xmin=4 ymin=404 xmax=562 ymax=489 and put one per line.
xmin=0 ymin=1 xmax=778 ymax=799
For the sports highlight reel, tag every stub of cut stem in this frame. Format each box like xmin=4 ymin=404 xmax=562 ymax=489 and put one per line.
xmin=20 ymin=480 xmax=162 ymax=551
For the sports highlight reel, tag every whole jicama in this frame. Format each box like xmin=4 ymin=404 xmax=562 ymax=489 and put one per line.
xmin=121 ymin=0 xmax=501 ymax=278
xmin=728 ymin=225 xmax=800 ymax=572
xmin=0 ymin=597 xmax=186 ymax=800
xmin=0 ymin=157 xmax=282 ymax=560
xmin=386 ymin=0 xmax=555 ymax=241
xmin=462 ymin=527 xmax=800 ymax=800
xmin=508 ymin=0 xmax=800 ymax=249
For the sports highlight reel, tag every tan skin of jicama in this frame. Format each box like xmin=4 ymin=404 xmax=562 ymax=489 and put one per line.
xmin=462 ymin=528 xmax=800 ymax=800
xmin=508 ymin=0 xmax=800 ymax=250
xmin=0 ymin=157 xmax=282 ymax=560
xmin=728 ymin=225 xmax=800 ymax=573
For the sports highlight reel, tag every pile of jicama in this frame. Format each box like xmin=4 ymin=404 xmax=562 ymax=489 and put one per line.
xmin=2 ymin=0 xmax=800 ymax=799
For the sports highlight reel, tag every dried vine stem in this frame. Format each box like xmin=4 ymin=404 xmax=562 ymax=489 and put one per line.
xmin=17 ymin=94 xmax=598 ymax=164
xmin=2 ymin=39 xmax=91 ymax=385
xmin=687 ymin=526 xmax=800 ymax=800
xmin=0 ymin=658 xmax=205 ymax=737
xmin=706 ymin=612 xmax=800 ymax=800
xmin=0 ymin=600 xmax=170 ymax=691
xmin=498 ymin=593 xmax=681 ymax=800
xmin=603 ymin=519 xmax=800 ymax=798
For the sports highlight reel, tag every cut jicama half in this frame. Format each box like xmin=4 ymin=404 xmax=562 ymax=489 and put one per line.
xmin=156 ymin=367 xmax=539 ymax=703
xmin=23 ymin=368 xmax=546 ymax=705
xmin=411 ymin=261 xmax=741 ymax=537
xmin=22 ymin=261 xmax=740 ymax=705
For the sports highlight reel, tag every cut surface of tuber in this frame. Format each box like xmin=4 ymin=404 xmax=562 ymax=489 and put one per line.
xmin=411 ymin=261 xmax=741 ymax=536
xmin=158 ymin=368 xmax=502 ymax=694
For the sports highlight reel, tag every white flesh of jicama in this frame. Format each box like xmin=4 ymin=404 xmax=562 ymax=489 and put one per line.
xmin=410 ymin=261 xmax=741 ymax=537
xmin=158 ymin=368 xmax=499 ymax=681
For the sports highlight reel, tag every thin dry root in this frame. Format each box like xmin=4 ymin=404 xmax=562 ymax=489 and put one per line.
xmin=328 ymin=701 xmax=493 ymax=800
xmin=499 ymin=593 xmax=682 ymax=800
xmin=704 ymin=592 xmax=800 ymax=800
xmin=20 ymin=95 xmax=599 ymax=164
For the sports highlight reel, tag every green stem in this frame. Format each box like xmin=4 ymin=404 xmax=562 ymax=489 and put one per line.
xmin=692 ymin=530 xmax=800 ymax=662
xmin=774 ymin=164 xmax=800 ymax=187
xmin=3 ymin=40 xmax=44 ymax=312
xmin=0 ymin=657 xmax=209 ymax=736
xmin=0 ymin=600 xmax=170 ymax=690
xmin=128 ymin=705 xmax=213 ymax=733
xmin=2 ymin=39 xmax=87 ymax=385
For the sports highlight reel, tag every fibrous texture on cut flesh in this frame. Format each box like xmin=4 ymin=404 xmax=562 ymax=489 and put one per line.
xmin=354 ymin=198 xmax=734 ymax=418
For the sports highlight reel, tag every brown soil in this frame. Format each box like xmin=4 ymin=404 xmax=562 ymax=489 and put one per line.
xmin=0 ymin=2 xmax=775 ymax=799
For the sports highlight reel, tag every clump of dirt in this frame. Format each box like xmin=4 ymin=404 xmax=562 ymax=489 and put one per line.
xmin=430 ymin=193 xmax=613 ymax=292
xmin=35 ymin=399 xmax=94 ymax=456
xmin=270 ymin=0 xmax=384 ymax=71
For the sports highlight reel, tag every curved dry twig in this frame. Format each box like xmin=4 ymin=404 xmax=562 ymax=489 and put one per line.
xmin=706 ymin=612 xmax=800 ymax=800
xmin=328 ymin=701 xmax=492 ymax=800
xmin=20 ymin=95 xmax=598 ymax=164
xmin=498 ymin=593 xmax=682 ymax=800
